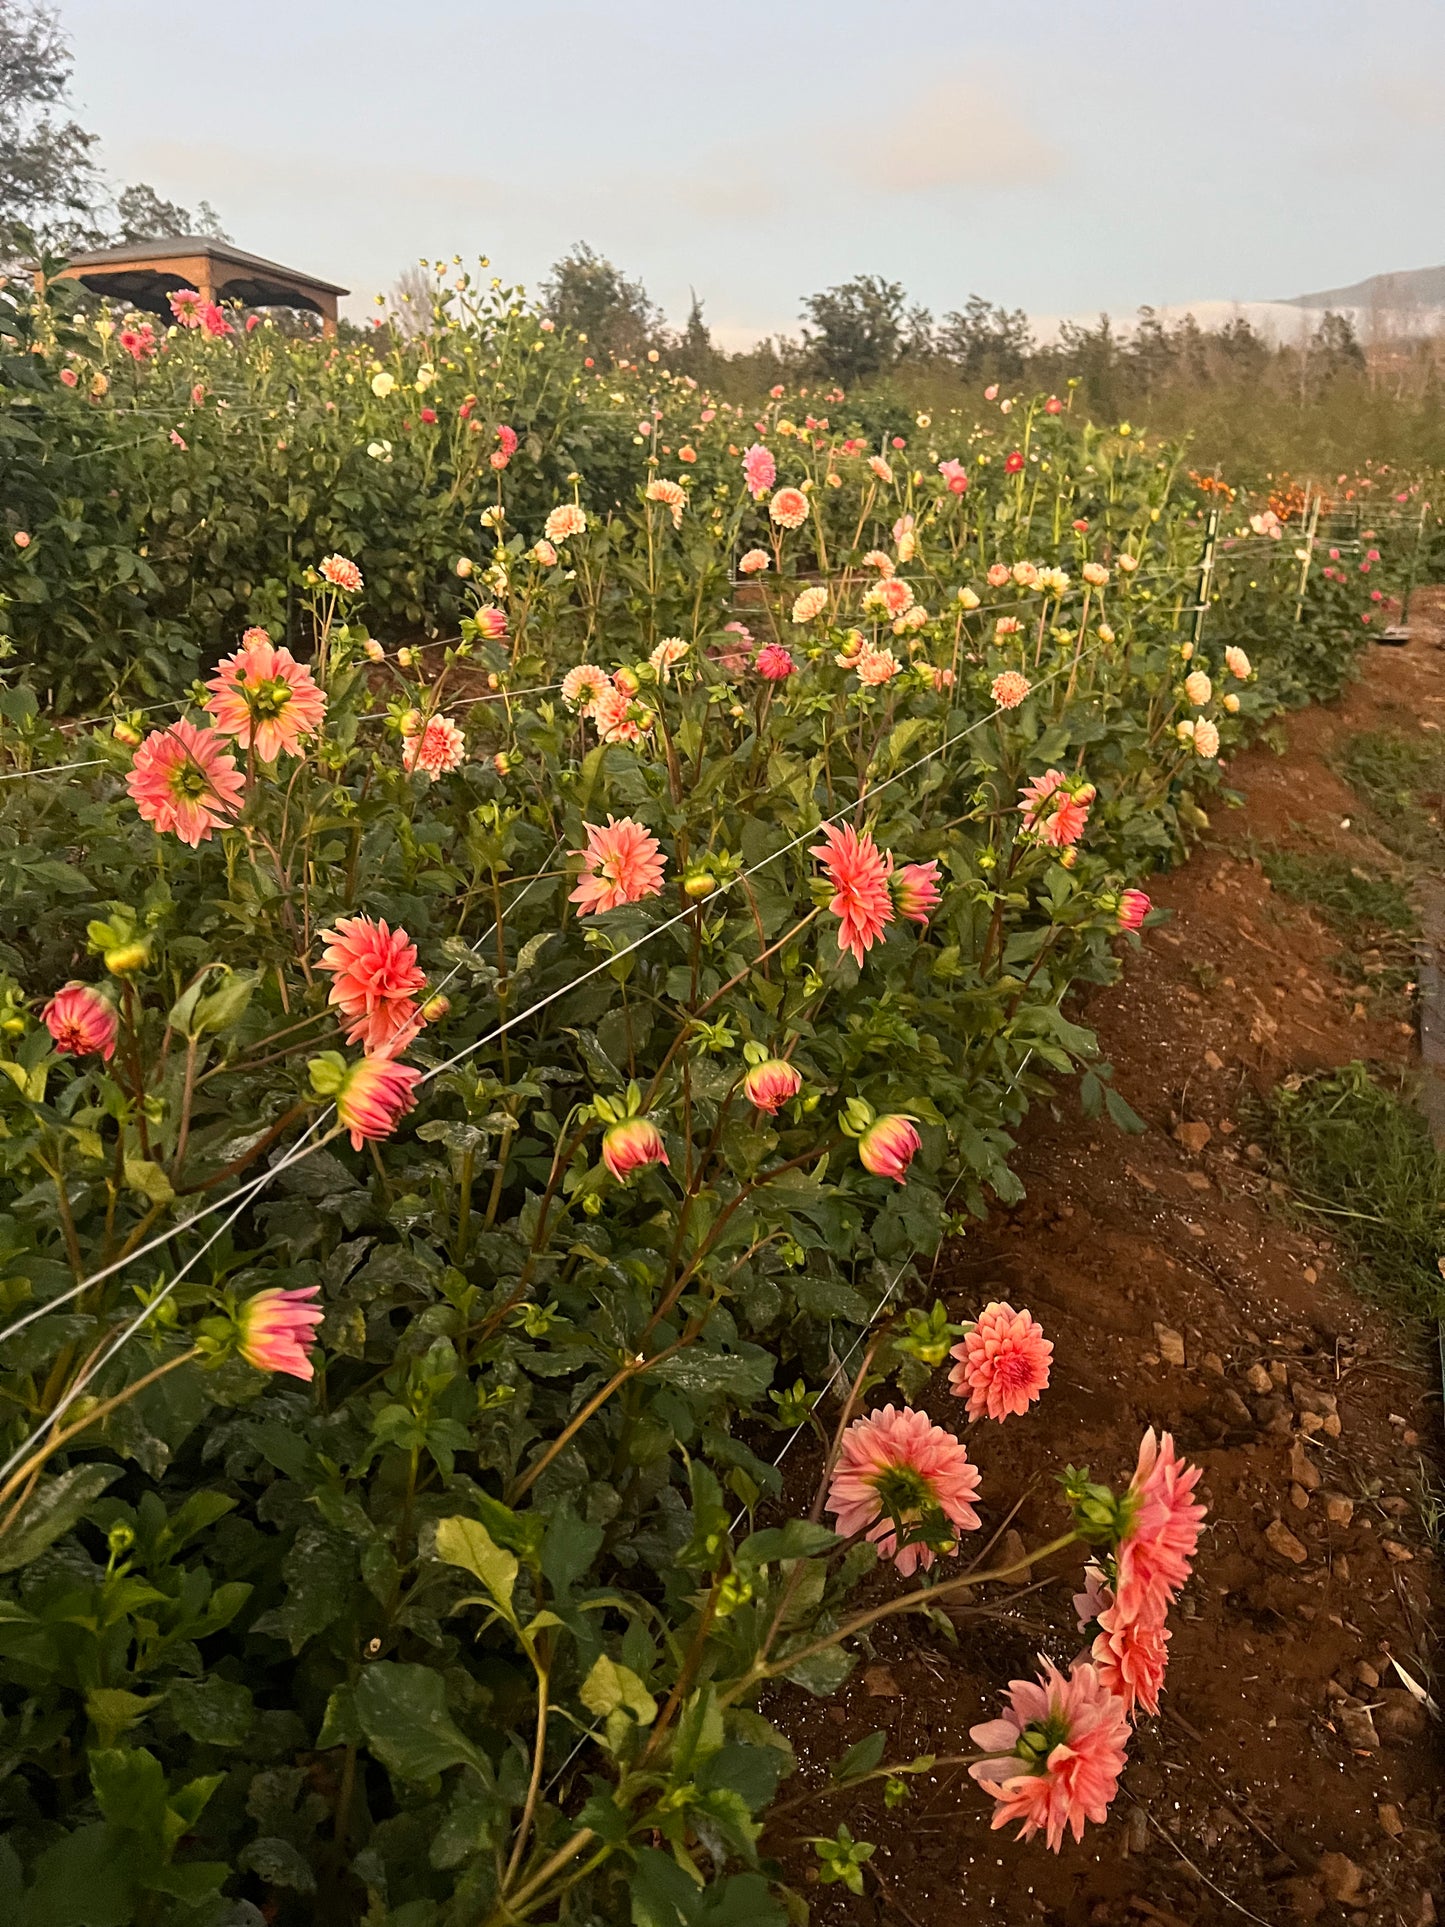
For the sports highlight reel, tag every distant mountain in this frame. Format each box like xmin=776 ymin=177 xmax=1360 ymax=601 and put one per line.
xmin=1279 ymin=264 xmax=1445 ymax=311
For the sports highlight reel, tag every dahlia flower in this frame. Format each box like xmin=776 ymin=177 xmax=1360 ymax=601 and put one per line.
xmin=890 ymin=859 xmax=941 ymax=925
xmin=402 ymin=713 xmax=467 ymax=779
xmin=857 ymin=1113 xmax=921 ymax=1182
xmin=992 ymin=671 xmax=1032 ymax=710
xmin=856 ymin=646 xmax=901 ymax=686
xmin=1092 ymin=1603 xmax=1171 ymax=1718
xmin=1045 ymin=395 xmax=1063 ymax=414
xmin=592 ymin=683 xmax=647 ymax=745
xmin=126 ymin=718 xmax=246 ymax=848
xmin=601 ymin=1115 xmax=669 ymax=1182
xmin=169 ymin=288 xmax=203 ymax=326
xmin=238 ymin=1285 xmax=326 ymax=1380
xmin=1224 ymin=646 xmax=1252 ymax=680
xmin=742 ymin=1058 xmax=802 ymax=1114
xmin=318 ymin=914 xmax=427 ymax=1057
xmin=876 ymin=577 xmax=915 ymax=619
xmin=1184 ymin=670 xmax=1212 ymax=707
xmin=811 ymin=821 xmax=894 ymax=966
xmin=1223 ymin=693 xmax=1241 ymax=714
xmin=649 ymin=637 xmax=689 ymax=679
xmin=1192 ymin=719 xmax=1220 ymax=759
xmin=336 ymin=1054 xmax=422 ymax=1150
xmin=42 ymin=982 xmax=117 ymax=1061
xmin=544 ymin=503 xmax=588 ymax=544
xmin=969 ymin=1658 xmax=1131 ymax=1852
xmin=861 ymin=549 xmax=895 ymax=576
xmin=987 ymin=563 xmax=1011 ymax=588
xmin=868 ymin=456 xmax=894 ymax=483
xmin=1117 ymin=889 xmax=1151 ymax=932
xmin=1113 ymin=1429 xmax=1206 ymax=1623
xmin=742 ymin=443 xmax=776 ymax=497
xmin=791 ymin=585 xmax=829 ymax=624
xmin=645 ymin=477 xmax=687 ymax=528
xmin=561 ymin=664 xmax=611 ymax=714
xmin=958 ymin=586 xmax=981 ymax=609
xmin=938 ymin=458 xmax=969 ymax=494
xmin=948 ymin=1302 xmax=1052 ymax=1422
xmin=1018 ymin=770 xmax=1093 ymax=849
xmin=205 ymin=635 xmax=326 ymax=762
xmin=570 ymin=816 xmax=666 ymax=916
xmin=825 ymin=1404 xmax=981 ymax=1576
xmin=755 ymin=644 xmax=796 ymax=681
xmin=1083 ymin=561 xmax=1110 ymax=587
xmin=738 ymin=548 xmax=770 ymax=575
xmin=320 ymin=554 xmax=363 ymax=593
xmin=769 ymin=487 xmax=809 ymax=530
xmin=1073 ymin=1562 xmax=1114 ymax=1631
xmin=1004 ymin=451 xmax=1025 ymax=475
xmin=473 ymin=605 xmax=508 ymax=639
xmin=1117 ymin=553 xmax=1139 ymax=572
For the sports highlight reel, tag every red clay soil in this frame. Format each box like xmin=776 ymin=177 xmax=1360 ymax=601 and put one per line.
xmin=765 ymin=602 xmax=1445 ymax=1926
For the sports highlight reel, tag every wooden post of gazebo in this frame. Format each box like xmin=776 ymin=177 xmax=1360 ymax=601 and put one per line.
xmin=42 ymin=239 xmax=347 ymax=335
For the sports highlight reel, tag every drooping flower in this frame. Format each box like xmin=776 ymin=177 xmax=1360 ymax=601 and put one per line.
xmin=1192 ymin=718 xmax=1220 ymax=759
xmin=742 ymin=443 xmax=776 ymax=497
xmin=948 ymin=1302 xmax=1052 ymax=1422
xmin=318 ymin=915 xmax=428 ymax=1056
xmin=601 ymin=1115 xmax=669 ymax=1182
xmin=544 ymin=503 xmax=588 ymax=544
xmin=320 ymin=554 xmax=363 ymax=593
xmin=755 ymin=643 xmax=796 ymax=681
xmin=402 ymin=713 xmax=467 ymax=779
xmin=742 ymin=1058 xmax=802 ymax=1113
xmin=825 ymin=1404 xmax=981 ymax=1576
xmin=890 ymin=859 xmax=941 ymax=925
xmin=861 ymin=549 xmax=895 ymax=576
xmin=1073 ymin=1562 xmax=1114 ymax=1631
xmin=769 ymin=486 xmax=809 ymax=530
xmin=1184 ymin=669 xmax=1212 ymax=706
xmin=126 ymin=718 xmax=246 ymax=848
xmin=570 ymin=816 xmax=666 ymax=916
xmin=1018 ymin=770 xmax=1094 ymax=849
xmin=1113 ymin=1429 xmax=1206 ymax=1623
xmin=336 ymin=1054 xmax=422 ymax=1150
xmin=649 ymin=637 xmax=689 ymax=679
xmin=855 ymin=645 xmax=901 ymax=686
xmin=561 ymin=664 xmax=611 ymax=714
xmin=1092 ymin=1604 xmax=1171 ymax=1719
xmin=42 ymin=982 xmax=117 ymax=1061
xmin=169 ymin=288 xmax=204 ymax=327
xmin=738 ymin=547 xmax=770 ymax=575
xmin=992 ymin=671 xmax=1032 ymax=710
xmin=1224 ymin=646 xmax=1252 ymax=680
xmin=868 ymin=455 xmax=894 ymax=483
xmin=970 ymin=1659 xmax=1130 ymax=1852
xmin=811 ymin=821 xmax=894 ymax=966
xmin=205 ymin=635 xmax=326 ymax=761
xmin=237 ymin=1285 xmax=326 ymax=1380
xmin=857 ymin=1113 xmax=921 ymax=1182
xmin=1117 ymin=889 xmax=1151 ymax=932
xmin=645 ymin=477 xmax=687 ymax=528
xmin=792 ymin=585 xmax=829 ymax=624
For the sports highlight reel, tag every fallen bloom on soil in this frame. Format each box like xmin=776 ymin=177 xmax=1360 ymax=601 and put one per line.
xmin=42 ymin=982 xmax=117 ymax=1061
xmin=970 ymin=1658 xmax=1131 ymax=1851
xmin=949 ymin=1301 xmax=1053 ymax=1422
xmin=237 ymin=1284 xmax=326 ymax=1380
xmin=825 ymin=1403 xmax=981 ymax=1575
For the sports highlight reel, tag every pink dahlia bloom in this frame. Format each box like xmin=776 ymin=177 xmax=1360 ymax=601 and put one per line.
xmin=496 ymin=423 xmax=519 ymax=458
xmin=791 ymin=585 xmax=828 ymax=624
xmin=938 ymin=458 xmax=969 ymax=494
xmin=169 ymin=288 xmax=204 ymax=327
xmin=741 ymin=442 xmax=776 ymax=497
xmin=126 ymin=717 xmax=246 ymax=848
xmin=861 ymin=548 xmax=895 ymax=577
xmin=738 ymin=547 xmax=770 ymax=576
xmin=1114 ymin=1429 xmax=1206 ymax=1623
xmin=42 ymin=982 xmax=117 ymax=1061
xmin=868 ymin=455 xmax=894 ymax=483
xmin=544 ymin=503 xmax=588 ymax=544
xmin=320 ymin=554 xmax=363 ymax=593
xmin=991 ymin=670 xmax=1032 ymax=710
xmin=875 ymin=577 xmax=915 ymax=619
xmin=855 ymin=645 xmax=901 ymax=686
xmin=402 ymin=713 xmax=467 ymax=779
xmin=645 ymin=477 xmax=687 ymax=528
xmin=857 ymin=1113 xmax=921 ymax=1182
xmin=592 ymin=682 xmax=647 ymax=745
xmin=238 ymin=1285 xmax=326 ymax=1380
xmin=337 ymin=1055 xmax=422 ymax=1151
xmin=742 ymin=1058 xmax=802 ymax=1114
xmin=1018 ymin=770 xmax=1093 ymax=849
xmin=1092 ymin=1603 xmax=1171 ymax=1719
xmin=755 ymin=643 xmax=796 ymax=681
xmin=948 ymin=1301 xmax=1053 ymax=1422
xmin=205 ymin=635 xmax=326 ymax=762
xmin=890 ymin=859 xmax=941 ymax=926
xmin=318 ymin=915 xmax=428 ymax=1057
xmin=969 ymin=1658 xmax=1131 ymax=1852
xmin=1073 ymin=1562 xmax=1114 ymax=1632
xmin=570 ymin=816 xmax=666 ymax=916
xmin=1117 ymin=889 xmax=1151 ymax=932
xmin=825 ymin=1404 xmax=981 ymax=1576
xmin=602 ymin=1115 xmax=669 ymax=1182
xmin=1045 ymin=395 xmax=1063 ymax=415
xmin=987 ymin=562 xmax=1011 ymax=588
xmin=769 ymin=486 xmax=809 ymax=530
xmin=561 ymin=664 xmax=611 ymax=715
xmin=811 ymin=821 xmax=894 ymax=966
xmin=200 ymin=302 xmax=233 ymax=338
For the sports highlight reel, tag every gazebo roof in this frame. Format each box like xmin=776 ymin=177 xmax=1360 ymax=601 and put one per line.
xmin=49 ymin=238 xmax=348 ymax=333
xmin=63 ymin=238 xmax=349 ymax=297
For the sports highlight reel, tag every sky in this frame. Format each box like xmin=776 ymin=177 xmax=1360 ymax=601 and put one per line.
xmin=57 ymin=0 xmax=1445 ymax=345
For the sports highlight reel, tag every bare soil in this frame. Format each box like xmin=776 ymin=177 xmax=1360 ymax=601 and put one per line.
xmin=765 ymin=601 xmax=1445 ymax=1926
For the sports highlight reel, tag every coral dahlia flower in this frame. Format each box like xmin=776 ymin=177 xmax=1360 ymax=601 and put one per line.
xmin=970 ymin=1659 xmax=1130 ymax=1851
xmin=645 ymin=477 xmax=687 ymax=528
xmin=601 ymin=1115 xmax=669 ymax=1182
xmin=206 ymin=635 xmax=326 ymax=762
xmin=1117 ymin=889 xmax=1151 ymax=932
xmin=570 ymin=816 xmax=666 ymax=916
xmin=791 ymin=585 xmax=829 ymax=624
xmin=1083 ymin=561 xmax=1110 ymax=587
xmin=938 ymin=458 xmax=969 ymax=494
xmin=126 ymin=718 xmax=246 ymax=848
xmin=1191 ymin=719 xmax=1220 ymax=759
xmin=318 ymin=915 xmax=427 ymax=1056
xmin=738 ymin=547 xmax=770 ymax=575
xmin=991 ymin=670 xmax=1032 ymax=710
xmin=42 ymin=982 xmax=117 ymax=1061
xmin=890 ymin=859 xmax=941 ymax=925
xmin=561 ymin=664 xmax=611 ymax=715
xmin=826 ymin=1404 xmax=981 ymax=1576
xmin=1224 ymin=646 xmax=1252 ymax=680
xmin=861 ymin=549 xmax=895 ymax=577
xmin=320 ymin=554 xmax=363 ymax=593
xmin=868 ymin=456 xmax=894 ymax=483
xmin=742 ymin=1058 xmax=802 ymax=1114
xmin=1183 ymin=670 xmax=1212 ymax=707
xmin=473 ymin=604 xmax=508 ymax=639
xmin=769 ymin=486 xmax=809 ymax=530
xmin=592 ymin=683 xmax=647 ymax=745
xmin=1113 ymin=1429 xmax=1206 ymax=1623
xmin=402 ymin=713 xmax=467 ymax=779
xmin=811 ymin=821 xmax=894 ymax=966
xmin=649 ymin=637 xmax=689 ymax=679
xmin=948 ymin=1301 xmax=1052 ymax=1422
xmin=857 ymin=1113 xmax=921 ymax=1182
xmin=1092 ymin=1603 xmax=1171 ymax=1718
xmin=336 ymin=1054 xmax=422 ymax=1151
xmin=755 ymin=643 xmax=796 ymax=681
xmin=742 ymin=443 xmax=776 ymax=497
xmin=238 ymin=1285 xmax=326 ymax=1380
xmin=544 ymin=503 xmax=588 ymax=544
xmin=1018 ymin=770 xmax=1093 ymax=849
xmin=987 ymin=563 xmax=1011 ymax=588
xmin=855 ymin=646 xmax=901 ymax=686
xmin=169 ymin=288 xmax=204 ymax=327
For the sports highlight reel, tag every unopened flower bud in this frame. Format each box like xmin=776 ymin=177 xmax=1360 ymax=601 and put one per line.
xmin=104 ymin=941 xmax=149 ymax=977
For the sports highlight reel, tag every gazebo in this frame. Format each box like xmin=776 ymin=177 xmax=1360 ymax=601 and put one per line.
xmin=44 ymin=238 xmax=348 ymax=336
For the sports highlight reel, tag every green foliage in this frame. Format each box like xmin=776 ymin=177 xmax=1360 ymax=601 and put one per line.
xmin=1335 ymin=730 xmax=1445 ymax=865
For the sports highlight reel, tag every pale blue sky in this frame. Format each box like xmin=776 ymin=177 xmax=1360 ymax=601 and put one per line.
xmin=60 ymin=0 xmax=1445 ymax=341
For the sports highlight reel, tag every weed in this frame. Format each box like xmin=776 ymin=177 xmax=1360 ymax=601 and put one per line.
xmin=1258 ymin=845 xmax=1416 ymax=937
xmin=1335 ymin=731 xmax=1445 ymax=862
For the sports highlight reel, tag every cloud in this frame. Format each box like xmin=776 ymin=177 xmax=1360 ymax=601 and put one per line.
xmin=828 ymin=76 xmax=1063 ymax=194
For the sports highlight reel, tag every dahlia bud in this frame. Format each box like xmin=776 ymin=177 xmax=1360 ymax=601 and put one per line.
xmin=613 ymin=666 xmax=641 ymax=697
xmin=455 ymin=556 xmax=474 ymax=578
xmin=396 ymin=648 xmax=414 ymax=669
xmin=1116 ymin=889 xmax=1150 ymax=932
xmin=363 ymin=638 xmax=385 ymax=663
xmin=236 ymin=1285 xmax=325 ymax=1381
xmin=601 ymin=1116 xmax=669 ymax=1183
xmin=473 ymin=605 xmax=507 ymax=640
xmin=111 ymin=720 xmax=142 ymax=748
xmin=742 ymin=1058 xmax=802 ymax=1114
xmin=857 ymin=1113 xmax=922 ymax=1183
xmin=1223 ymin=692 xmax=1241 ymax=714
xmin=104 ymin=940 xmax=149 ymax=977
xmin=42 ymin=982 xmax=118 ymax=1061
xmin=683 ymin=871 xmax=717 ymax=899
xmin=420 ymin=993 xmax=451 ymax=1023
xmin=890 ymin=860 xmax=942 ymax=926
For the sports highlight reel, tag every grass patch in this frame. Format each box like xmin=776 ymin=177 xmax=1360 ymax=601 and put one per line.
xmin=1335 ymin=730 xmax=1445 ymax=863
xmin=1254 ymin=1062 xmax=1445 ymax=1319
xmin=1258 ymin=846 xmax=1416 ymax=936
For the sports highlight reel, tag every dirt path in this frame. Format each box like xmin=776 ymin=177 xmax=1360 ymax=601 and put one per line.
xmin=768 ymin=606 xmax=1445 ymax=1926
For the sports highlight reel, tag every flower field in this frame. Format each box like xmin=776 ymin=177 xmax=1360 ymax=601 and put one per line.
xmin=0 ymin=267 xmax=1431 ymax=1925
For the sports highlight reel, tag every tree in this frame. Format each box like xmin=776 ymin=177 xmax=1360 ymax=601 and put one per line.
xmin=114 ymin=180 xmax=228 ymax=244
xmin=541 ymin=242 xmax=661 ymax=362
xmin=936 ymin=294 xmax=1033 ymax=379
xmin=0 ymin=0 xmax=104 ymax=244
xmin=799 ymin=274 xmax=912 ymax=384
xmin=668 ymin=289 xmax=716 ymax=381
xmin=1309 ymin=309 xmax=1366 ymax=378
